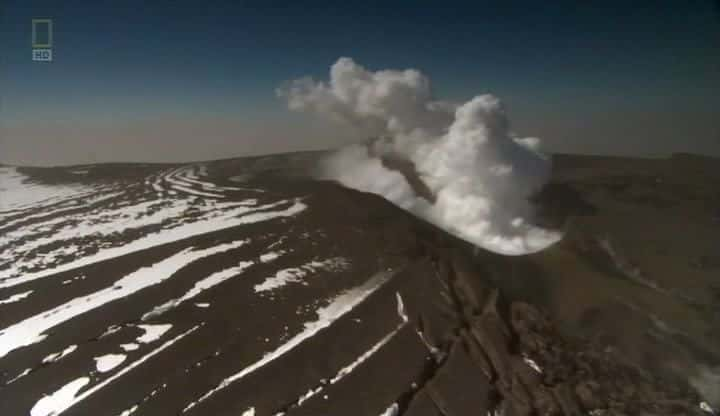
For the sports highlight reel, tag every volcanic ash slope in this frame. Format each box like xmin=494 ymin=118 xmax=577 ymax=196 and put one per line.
xmin=0 ymin=153 xmax=713 ymax=416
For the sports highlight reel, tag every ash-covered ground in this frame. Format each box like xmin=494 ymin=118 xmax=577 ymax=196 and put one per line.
xmin=0 ymin=151 xmax=717 ymax=416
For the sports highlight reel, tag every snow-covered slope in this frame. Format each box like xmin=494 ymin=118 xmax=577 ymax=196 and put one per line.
xmin=0 ymin=153 xmax=715 ymax=416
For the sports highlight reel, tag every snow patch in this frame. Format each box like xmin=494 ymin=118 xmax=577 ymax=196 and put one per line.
xmin=330 ymin=326 xmax=403 ymax=385
xmin=30 ymin=377 xmax=90 ymax=416
xmin=396 ymin=292 xmax=408 ymax=323
xmin=260 ymin=251 xmax=284 ymax=263
xmin=522 ymin=354 xmax=542 ymax=374
xmin=297 ymin=387 xmax=323 ymax=406
xmin=379 ymin=403 xmax=399 ymax=416
xmin=254 ymin=257 xmax=349 ymax=293
xmin=0 ymin=239 xmax=247 ymax=358
xmin=119 ymin=404 xmax=139 ymax=416
xmin=0 ymin=290 xmax=33 ymax=304
xmin=0 ymin=197 xmax=305 ymax=289
xmin=43 ymin=345 xmax=78 ymax=364
xmin=143 ymin=255 xmax=253 ymax=320
xmin=47 ymin=325 xmax=200 ymax=415
xmin=7 ymin=368 xmax=31 ymax=384
xmin=184 ymin=270 xmax=393 ymax=411
xmin=136 ymin=324 xmax=172 ymax=344
xmin=95 ymin=354 xmax=126 ymax=372
xmin=700 ymin=401 xmax=716 ymax=414
xmin=0 ymin=167 xmax=93 ymax=213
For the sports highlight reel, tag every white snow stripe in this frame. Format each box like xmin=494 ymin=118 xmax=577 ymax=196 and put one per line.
xmin=142 ymin=241 xmax=253 ymax=320
xmin=183 ymin=270 xmax=394 ymax=412
xmin=6 ymin=368 xmax=32 ymax=384
xmin=330 ymin=325 xmax=404 ymax=385
xmin=253 ymin=258 xmax=349 ymax=293
xmin=277 ymin=325 xmax=404 ymax=415
xmin=42 ymin=345 xmax=78 ymax=364
xmin=168 ymin=183 xmax=224 ymax=198
xmin=395 ymin=292 xmax=408 ymax=323
xmin=49 ymin=325 xmax=200 ymax=416
xmin=0 ymin=290 xmax=33 ymax=304
xmin=0 ymin=199 xmax=305 ymax=289
xmin=0 ymin=240 xmax=245 ymax=358
xmin=118 ymin=404 xmax=139 ymax=416
xmin=0 ymin=191 xmax=124 ymax=233
xmin=142 ymin=262 xmax=254 ymax=319
xmin=277 ymin=295 xmax=408 ymax=413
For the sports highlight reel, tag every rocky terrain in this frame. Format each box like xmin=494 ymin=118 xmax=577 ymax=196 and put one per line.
xmin=0 ymin=152 xmax=717 ymax=415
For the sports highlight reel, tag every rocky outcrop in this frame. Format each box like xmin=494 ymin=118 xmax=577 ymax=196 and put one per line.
xmin=393 ymin=241 xmax=708 ymax=416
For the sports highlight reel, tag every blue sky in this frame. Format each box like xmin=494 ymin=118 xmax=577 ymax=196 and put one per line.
xmin=1 ymin=0 xmax=719 ymax=165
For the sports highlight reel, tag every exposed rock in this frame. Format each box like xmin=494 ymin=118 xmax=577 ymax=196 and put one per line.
xmin=425 ymin=343 xmax=491 ymax=416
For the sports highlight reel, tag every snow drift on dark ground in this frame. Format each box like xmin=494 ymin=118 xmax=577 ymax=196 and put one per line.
xmin=278 ymin=57 xmax=561 ymax=255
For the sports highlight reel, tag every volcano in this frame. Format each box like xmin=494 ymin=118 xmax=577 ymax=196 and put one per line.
xmin=0 ymin=151 xmax=717 ymax=416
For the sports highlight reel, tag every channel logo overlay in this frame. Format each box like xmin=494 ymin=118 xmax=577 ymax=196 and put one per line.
xmin=32 ymin=19 xmax=53 ymax=62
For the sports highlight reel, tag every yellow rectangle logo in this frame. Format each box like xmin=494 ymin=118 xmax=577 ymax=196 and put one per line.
xmin=32 ymin=19 xmax=53 ymax=48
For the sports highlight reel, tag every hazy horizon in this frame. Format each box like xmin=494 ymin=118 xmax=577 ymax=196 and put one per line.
xmin=2 ymin=0 xmax=719 ymax=166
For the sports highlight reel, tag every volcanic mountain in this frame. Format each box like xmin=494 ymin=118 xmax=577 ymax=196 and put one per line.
xmin=0 ymin=151 xmax=717 ymax=415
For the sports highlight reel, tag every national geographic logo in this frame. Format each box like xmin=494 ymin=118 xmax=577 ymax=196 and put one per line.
xmin=31 ymin=19 xmax=53 ymax=62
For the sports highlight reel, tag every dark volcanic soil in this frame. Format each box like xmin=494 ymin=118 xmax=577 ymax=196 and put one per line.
xmin=0 ymin=152 xmax=717 ymax=415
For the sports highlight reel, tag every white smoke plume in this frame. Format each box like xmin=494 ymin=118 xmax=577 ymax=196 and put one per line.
xmin=278 ymin=57 xmax=561 ymax=255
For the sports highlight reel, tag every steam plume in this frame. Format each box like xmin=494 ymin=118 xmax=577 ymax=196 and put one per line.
xmin=278 ymin=58 xmax=561 ymax=255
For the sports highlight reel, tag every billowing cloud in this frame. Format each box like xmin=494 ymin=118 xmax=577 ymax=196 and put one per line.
xmin=278 ymin=57 xmax=561 ymax=255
